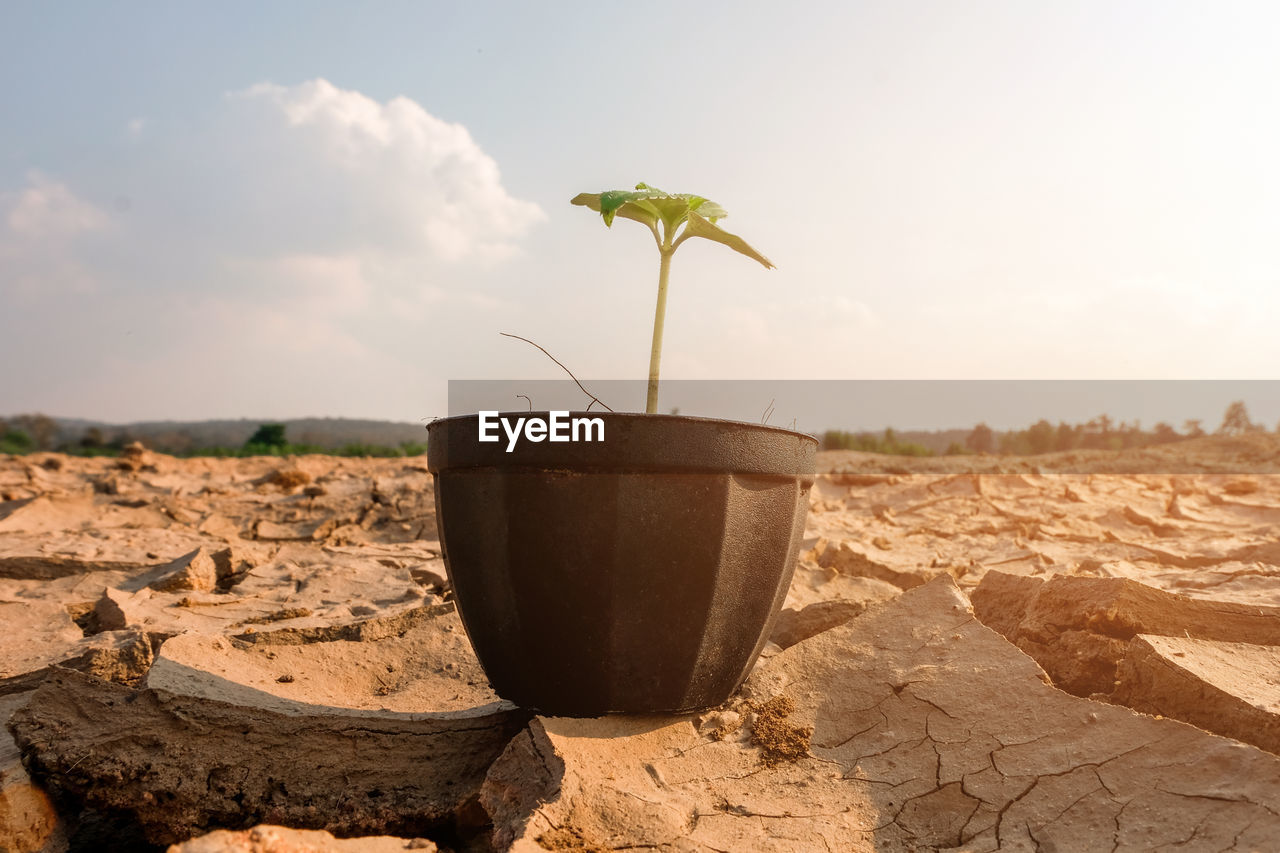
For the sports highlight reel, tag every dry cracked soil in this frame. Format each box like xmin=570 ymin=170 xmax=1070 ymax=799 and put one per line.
xmin=3 ymin=434 xmax=1280 ymax=852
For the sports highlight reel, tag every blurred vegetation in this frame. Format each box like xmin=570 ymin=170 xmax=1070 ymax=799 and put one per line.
xmin=245 ymin=423 xmax=289 ymax=451
xmin=0 ymin=414 xmax=54 ymax=454
xmin=821 ymin=428 xmax=933 ymax=457
xmin=189 ymin=441 xmax=428 ymax=459
xmin=2 ymin=401 xmax=1272 ymax=460
xmin=0 ymin=417 xmax=427 ymax=459
xmin=820 ymin=400 xmax=1273 ymax=457
xmin=0 ymin=427 xmax=35 ymax=455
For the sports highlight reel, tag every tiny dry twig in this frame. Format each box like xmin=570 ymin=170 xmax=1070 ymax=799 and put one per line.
xmin=500 ymin=332 xmax=613 ymax=412
xmin=761 ymin=398 xmax=776 ymax=425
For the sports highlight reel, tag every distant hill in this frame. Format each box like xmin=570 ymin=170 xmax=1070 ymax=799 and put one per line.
xmin=10 ymin=416 xmax=430 ymax=453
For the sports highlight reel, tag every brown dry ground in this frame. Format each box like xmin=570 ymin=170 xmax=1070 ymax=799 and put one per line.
xmin=809 ymin=432 xmax=1280 ymax=606
xmin=2 ymin=433 xmax=1279 ymax=851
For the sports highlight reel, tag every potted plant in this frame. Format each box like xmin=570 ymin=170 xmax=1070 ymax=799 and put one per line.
xmin=427 ymin=184 xmax=817 ymax=716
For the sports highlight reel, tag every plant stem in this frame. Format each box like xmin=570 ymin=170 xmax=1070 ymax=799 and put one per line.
xmin=646 ymin=245 xmax=674 ymax=414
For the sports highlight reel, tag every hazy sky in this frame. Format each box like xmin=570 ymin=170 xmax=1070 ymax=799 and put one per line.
xmin=3 ymin=2 xmax=1279 ymax=425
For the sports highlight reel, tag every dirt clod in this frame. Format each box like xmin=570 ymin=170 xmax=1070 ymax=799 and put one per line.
xmin=263 ymin=468 xmax=311 ymax=491
xmin=748 ymin=694 xmax=812 ymax=765
xmin=536 ymin=825 xmax=606 ymax=852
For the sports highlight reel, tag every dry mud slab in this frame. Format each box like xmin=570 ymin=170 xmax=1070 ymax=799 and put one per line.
xmin=1 ymin=693 xmax=66 ymax=853
xmin=483 ymin=578 xmax=1280 ymax=852
xmin=809 ymin=435 xmax=1280 ymax=609
xmin=8 ymin=605 xmax=529 ymax=847
xmin=169 ymin=824 xmax=437 ymax=852
xmin=972 ymin=570 xmax=1280 ymax=697
xmin=1112 ymin=635 xmax=1280 ymax=757
xmin=0 ymin=452 xmax=444 ymax=692
xmin=772 ymin=567 xmax=901 ymax=650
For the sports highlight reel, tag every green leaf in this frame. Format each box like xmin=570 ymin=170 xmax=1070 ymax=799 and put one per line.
xmin=572 ymin=186 xmax=755 ymax=243
xmin=682 ymin=211 xmax=775 ymax=269
xmin=574 ymin=189 xmax=693 ymax=230
xmin=647 ymin=196 xmax=697 ymax=231
xmin=694 ymin=200 xmax=727 ymax=222
xmin=572 ymin=192 xmax=659 ymax=228
xmin=600 ymin=189 xmax=660 ymax=213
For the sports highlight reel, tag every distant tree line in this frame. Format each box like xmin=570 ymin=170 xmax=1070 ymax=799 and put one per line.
xmin=208 ymin=422 xmax=428 ymax=458
xmin=820 ymin=428 xmax=934 ymax=457
xmin=0 ymin=418 xmax=427 ymax=458
xmin=820 ymin=400 xmax=1275 ymax=457
xmin=0 ymin=414 xmax=61 ymax=455
xmin=4 ymin=401 xmax=1275 ymax=459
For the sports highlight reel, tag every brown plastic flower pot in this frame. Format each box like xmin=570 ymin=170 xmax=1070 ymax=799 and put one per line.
xmin=426 ymin=412 xmax=817 ymax=716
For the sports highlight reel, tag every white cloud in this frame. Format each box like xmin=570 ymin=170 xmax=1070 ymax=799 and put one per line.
xmin=2 ymin=80 xmax=543 ymax=293
xmin=0 ymin=173 xmax=111 ymax=297
xmin=0 ymin=80 xmax=546 ymax=419
xmin=221 ymin=79 xmax=545 ymax=265
xmin=4 ymin=172 xmax=108 ymax=240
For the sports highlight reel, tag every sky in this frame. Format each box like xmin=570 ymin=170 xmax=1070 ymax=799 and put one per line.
xmin=2 ymin=2 xmax=1280 ymax=428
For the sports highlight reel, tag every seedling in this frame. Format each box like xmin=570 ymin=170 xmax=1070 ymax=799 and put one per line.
xmin=572 ymin=183 xmax=773 ymax=414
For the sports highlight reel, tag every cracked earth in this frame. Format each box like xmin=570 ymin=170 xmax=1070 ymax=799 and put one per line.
xmin=2 ymin=434 xmax=1280 ymax=851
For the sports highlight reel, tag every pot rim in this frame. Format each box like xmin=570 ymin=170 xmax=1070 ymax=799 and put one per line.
xmin=426 ymin=410 xmax=818 ymax=476
xmin=427 ymin=410 xmax=819 ymax=444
